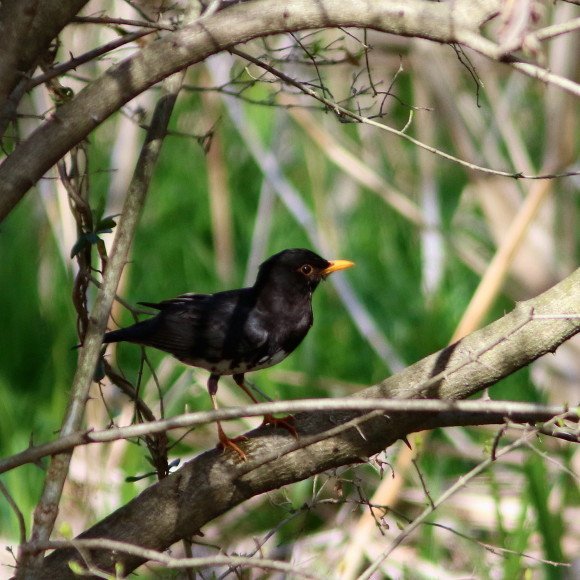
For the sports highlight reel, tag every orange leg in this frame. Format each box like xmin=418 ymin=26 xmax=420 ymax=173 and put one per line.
xmin=233 ymin=373 xmax=297 ymax=438
xmin=208 ymin=374 xmax=247 ymax=460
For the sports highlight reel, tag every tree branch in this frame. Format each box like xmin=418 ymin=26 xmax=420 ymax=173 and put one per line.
xmin=16 ymin=71 xmax=187 ymax=578
xmin=0 ymin=0 xmax=90 ymax=108
xmin=23 ymin=268 xmax=579 ymax=579
xmin=2 ymin=399 xmax=578 ymax=475
xmin=0 ymin=0 xmax=504 ymax=223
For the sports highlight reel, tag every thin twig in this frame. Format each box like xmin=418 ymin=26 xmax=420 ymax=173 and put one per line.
xmin=229 ymin=48 xmax=579 ymax=180
xmin=26 ymin=539 xmax=323 ymax=579
xmin=72 ymin=15 xmax=176 ymax=31
xmin=356 ymin=426 xmax=565 ymax=580
xmin=26 ymin=30 xmax=155 ymax=93
xmin=1 ymin=399 xmax=577 ymax=475
xmin=0 ymin=479 xmax=27 ymax=545
xmin=18 ymin=67 xmax=186 ymax=576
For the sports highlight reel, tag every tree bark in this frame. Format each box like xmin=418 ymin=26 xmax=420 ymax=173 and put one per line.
xmin=0 ymin=0 xmax=501 ymax=223
xmin=28 ymin=268 xmax=580 ymax=579
xmin=0 ymin=0 xmax=90 ymax=133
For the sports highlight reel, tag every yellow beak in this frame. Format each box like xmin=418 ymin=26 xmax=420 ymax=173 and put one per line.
xmin=321 ymin=259 xmax=355 ymax=276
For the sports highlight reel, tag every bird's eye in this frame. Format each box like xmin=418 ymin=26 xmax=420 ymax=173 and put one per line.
xmin=299 ymin=264 xmax=314 ymax=275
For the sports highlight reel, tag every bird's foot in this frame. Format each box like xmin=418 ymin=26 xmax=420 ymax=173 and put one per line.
xmin=261 ymin=414 xmax=297 ymax=438
xmin=216 ymin=423 xmax=248 ymax=460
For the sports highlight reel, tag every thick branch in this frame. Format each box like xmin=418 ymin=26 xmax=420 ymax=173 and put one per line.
xmin=0 ymin=0 xmax=90 ymax=133
xmin=29 ymin=268 xmax=580 ymax=578
xmin=0 ymin=0 xmax=501 ymax=223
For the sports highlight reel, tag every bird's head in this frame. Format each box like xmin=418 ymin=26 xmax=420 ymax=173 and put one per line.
xmin=255 ymin=249 xmax=355 ymax=294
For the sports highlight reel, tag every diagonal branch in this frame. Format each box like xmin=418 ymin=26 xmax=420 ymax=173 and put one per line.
xmin=26 ymin=268 xmax=580 ymax=579
xmin=230 ymin=47 xmax=578 ymax=180
xmin=16 ymin=71 xmax=187 ymax=577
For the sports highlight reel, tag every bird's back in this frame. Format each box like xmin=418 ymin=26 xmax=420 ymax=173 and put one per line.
xmin=102 ymin=286 xmax=308 ymax=375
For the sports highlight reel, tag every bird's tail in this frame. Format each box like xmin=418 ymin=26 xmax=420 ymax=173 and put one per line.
xmin=103 ymin=318 xmax=159 ymax=345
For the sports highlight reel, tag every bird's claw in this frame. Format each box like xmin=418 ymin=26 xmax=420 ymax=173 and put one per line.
xmin=261 ymin=414 xmax=297 ymax=438
xmin=217 ymin=425 xmax=248 ymax=460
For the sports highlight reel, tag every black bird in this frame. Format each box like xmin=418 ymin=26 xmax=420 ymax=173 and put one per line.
xmin=103 ymin=248 xmax=354 ymax=457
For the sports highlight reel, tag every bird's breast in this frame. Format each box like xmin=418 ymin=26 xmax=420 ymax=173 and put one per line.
xmin=182 ymin=348 xmax=290 ymax=376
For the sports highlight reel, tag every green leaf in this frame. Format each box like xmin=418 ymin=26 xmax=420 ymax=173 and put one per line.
xmin=126 ymin=470 xmax=156 ymax=482
xmin=70 ymin=236 xmax=90 ymax=258
xmin=96 ymin=213 xmax=121 ymax=231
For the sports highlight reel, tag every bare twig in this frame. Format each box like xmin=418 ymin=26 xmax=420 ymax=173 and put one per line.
xmin=356 ymin=425 xmax=568 ymax=579
xmin=0 ymin=479 xmax=27 ymax=546
xmin=26 ymin=539 xmax=323 ymax=579
xmin=229 ymin=47 xmax=579 ymax=180
xmin=18 ymin=69 xmax=187 ymax=575
xmin=72 ymin=15 xmax=176 ymax=31
xmin=2 ymin=396 xmax=578 ymax=476
xmin=25 ymin=30 xmax=156 ymax=93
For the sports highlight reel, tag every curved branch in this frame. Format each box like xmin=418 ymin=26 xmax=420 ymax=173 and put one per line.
xmin=27 ymin=268 xmax=580 ymax=579
xmin=34 ymin=539 xmax=324 ymax=579
xmin=0 ymin=0 xmax=502 ymax=223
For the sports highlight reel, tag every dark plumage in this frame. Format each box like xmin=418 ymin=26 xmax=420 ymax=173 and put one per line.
xmin=103 ymin=248 xmax=354 ymax=458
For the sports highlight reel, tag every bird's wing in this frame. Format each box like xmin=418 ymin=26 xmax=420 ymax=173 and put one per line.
xmin=122 ymin=294 xmax=214 ymax=359
xmin=138 ymin=292 xmax=209 ymax=311
xmin=135 ymin=290 xmax=269 ymax=364
xmin=189 ymin=290 xmax=270 ymax=361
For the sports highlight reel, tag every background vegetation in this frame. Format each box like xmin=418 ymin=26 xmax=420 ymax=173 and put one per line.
xmin=0 ymin=1 xmax=579 ymax=578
